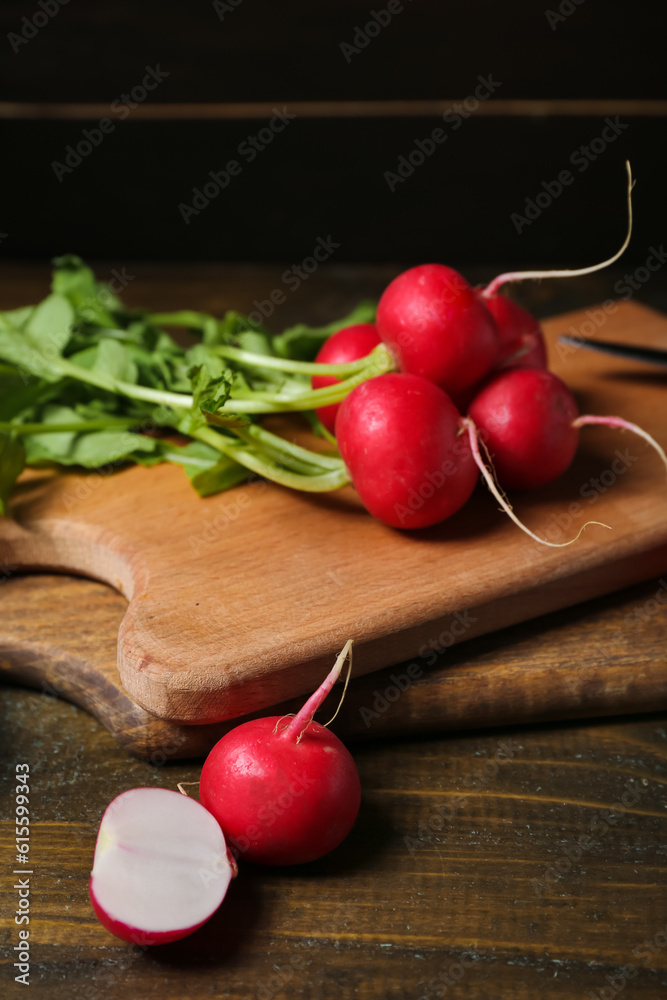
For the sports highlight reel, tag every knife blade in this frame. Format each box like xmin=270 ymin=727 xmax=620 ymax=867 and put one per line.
xmin=558 ymin=335 xmax=667 ymax=369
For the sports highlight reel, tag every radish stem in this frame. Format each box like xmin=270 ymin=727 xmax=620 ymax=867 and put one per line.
xmin=283 ymin=640 xmax=354 ymax=743
xmin=188 ymin=424 xmax=350 ymax=492
xmin=211 ymin=343 xmax=388 ymax=377
xmin=462 ymin=418 xmax=611 ymax=547
xmin=483 ymin=161 xmax=634 ymax=298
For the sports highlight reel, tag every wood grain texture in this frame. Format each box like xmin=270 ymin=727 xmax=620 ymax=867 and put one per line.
xmin=1 ymin=684 xmax=665 ymax=1000
xmin=2 ymin=300 xmax=667 ymax=724
xmin=2 ymin=572 xmax=667 ymax=760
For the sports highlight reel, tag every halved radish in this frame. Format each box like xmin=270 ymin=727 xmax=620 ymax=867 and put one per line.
xmin=89 ymin=787 xmax=234 ymax=944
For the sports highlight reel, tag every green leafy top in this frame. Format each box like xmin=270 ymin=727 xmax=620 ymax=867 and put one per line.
xmin=0 ymin=256 xmax=382 ymax=513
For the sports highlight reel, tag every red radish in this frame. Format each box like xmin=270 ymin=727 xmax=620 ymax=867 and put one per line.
xmin=465 ymin=366 xmax=667 ymax=546
xmin=311 ymin=323 xmax=382 ymax=432
xmin=376 ymin=264 xmax=499 ymax=402
xmin=480 ymin=293 xmax=548 ymax=370
xmin=468 ymin=368 xmax=579 ymax=490
xmin=89 ymin=787 xmax=235 ymax=945
xmin=200 ymin=641 xmax=360 ymax=866
xmin=335 ymin=372 xmax=478 ymax=529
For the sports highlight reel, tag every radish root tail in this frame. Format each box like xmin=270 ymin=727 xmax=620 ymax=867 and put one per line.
xmin=271 ymin=713 xmax=296 ymax=735
xmin=177 ymin=781 xmax=201 ymax=797
xmin=462 ymin=418 xmax=611 ymax=547
xmin=573 ymin=415 xmax=667 ymax=477
xmin=483 ymin=161 xmax=634 ymax=298
xmin=321 ymin=645 xmax=354 ymax=730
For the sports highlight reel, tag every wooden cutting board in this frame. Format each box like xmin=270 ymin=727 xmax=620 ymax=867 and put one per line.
xmin=2 ymin=572 xmax=667 ymax=759
xmin=1 ymin=300 xmax=667 ymax=726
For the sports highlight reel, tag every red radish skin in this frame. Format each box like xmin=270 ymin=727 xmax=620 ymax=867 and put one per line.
xmin=200 ymin=642 xmax=360 ymax=866
xmin=376 ymin=264 xmax=499 ymax=401
xmin=480 ymin=293 xmax=548 ymax=370
xmin=468 ymin=368 xmax=579 ymax=490
xmin=335 ymin=372 xmax=478 ymax=529
xmin=89 ymin=890 xmax=208 ymax=947
xmin=311 ymin=323 xmax=382 ymax=433
xmin=89 ymin=787 xmax=234 ymax=945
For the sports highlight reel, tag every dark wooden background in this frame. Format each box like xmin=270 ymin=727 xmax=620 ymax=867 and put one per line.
xmin=1 ymin=1 xmax=666 ymax=266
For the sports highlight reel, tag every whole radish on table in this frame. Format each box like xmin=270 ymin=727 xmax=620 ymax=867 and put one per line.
xmin=90 ymin=642 xmax=359 ymax=942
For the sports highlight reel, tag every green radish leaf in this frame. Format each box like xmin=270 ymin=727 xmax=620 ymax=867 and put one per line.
xmin=51 ymin=255 xmax=99 ymax=304
xmin=161 ymin=441 xmax=248 ymax=497
xmin=201 ymin=408 xmax=250 ymax=430
xmin=186 ymin=344 xmax=227 ymax=382
xmin=51 ymin=255 xmax=120 ymax=326
xmin=0 ymin=306 xmax=34 ymax=331
xmin=235 ymin=329 xmax=273 ymax=357
xmin=0 ymin=433 xmax=26 ymax=515
xmin=0 ymin=329 xmax=63 ymax=383
xmin=23 ymin=405 xmax=159 ymax=468
xmin=203 ymin=310 xmax=269 ymax=348
xmin=0 ymin=371 xmax=53 ymax=421
xmin=25 ymin=429 xmax=159 ymax=468
xmin=24 ymin=293 xmax=74 ymax=355
xmin=93 ymin=339 xmax=139 ymax=384
xmin=272 ymin=300 xmax=377 ymax=361
xmin=188 ymin=356 xmax=234 ymax=426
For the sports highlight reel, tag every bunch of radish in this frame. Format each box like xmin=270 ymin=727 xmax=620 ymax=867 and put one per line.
xmin=312 ymin=162 xmax=666 ymax=540
xmin=90 ymin=643 xmax=359 ymax=944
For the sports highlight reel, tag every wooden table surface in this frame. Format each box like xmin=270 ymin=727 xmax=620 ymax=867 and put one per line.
xmin=1 ymin=264 xmax=667 ymax=999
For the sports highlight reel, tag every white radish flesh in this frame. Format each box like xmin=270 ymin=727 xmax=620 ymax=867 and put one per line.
xmin=89 ymin=787 xmax=234 ymax=945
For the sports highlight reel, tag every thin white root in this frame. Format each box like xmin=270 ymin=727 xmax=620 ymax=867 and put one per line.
xmin=321 ymin=643 xmax=354 ymax=729
xmin=573 ymin=415 xmax=667 ymax=477
xmin=271 ymin=713 xmax=296 ymax=735
xmin=463 ymin=418 xmax=611 ymax=548
xmin=176 ymin=781 xmax=200 ymax=797
xmin=483 ymin=161 xmax=634 ymax=297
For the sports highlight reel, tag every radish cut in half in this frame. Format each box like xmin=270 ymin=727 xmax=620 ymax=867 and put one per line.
xmin=89 ymin=787 xmax=234 ymax=945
